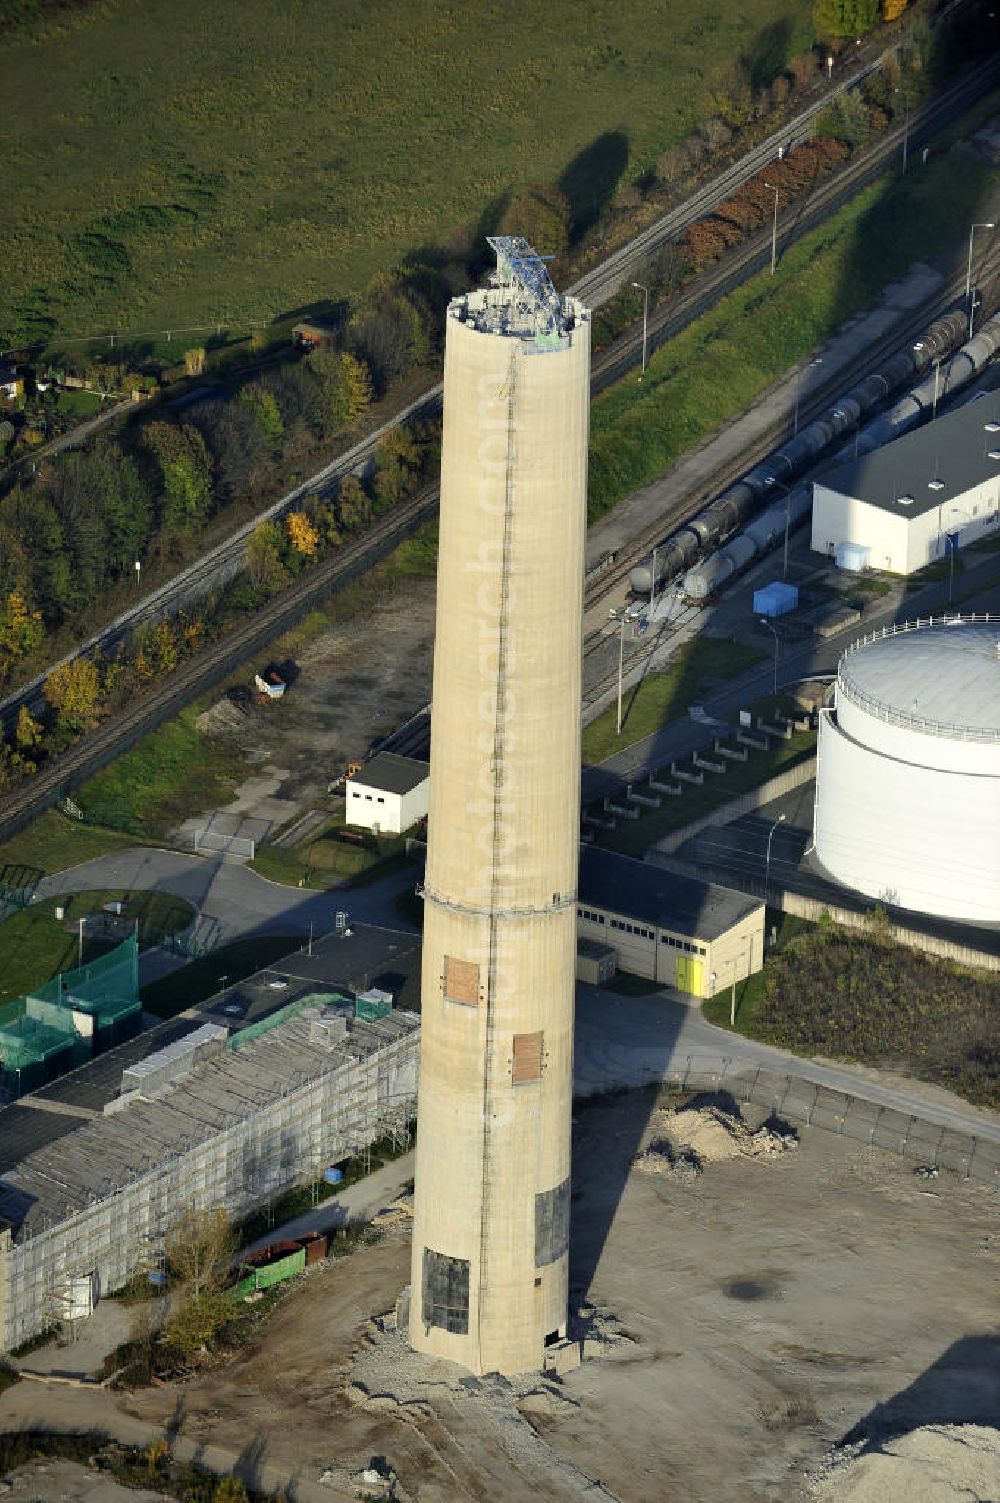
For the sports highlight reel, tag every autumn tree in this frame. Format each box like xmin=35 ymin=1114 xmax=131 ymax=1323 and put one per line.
xmin=285 ymin=510 xmax=319 ymax=557
xmin=700 ymin=57 xmax=753 ymax=127
xmin=238 ymin=382 xmax=284 ymax=452
xmin=497 ymin=181 xmax=572 ymax=258
xmin=0 ymin=589 xmax=43 ymax=677
xmin=166 ymin=1207 xmax=234 ymax=1297
xmin=46 ymin=655 xmax=102 ymax=732
xmin=305 ymin=349 xmax=372 ymax=434
xmin=142 ymin=420 xmax=214 ymax=533
xmin=348 ymin=280 xmax=430 ymax=395
xmin=15 ymin=705 xmax=42 ymax=753
xmin=246 ymin=519 xmax=289 ymax=594
xmin=184 ymin=346 xmax=207 ymax=377
xmin=813 ymin=0 xmax=880 ymax=38
xmin=373 ymin=425 xmax=420 ymax=510
xmin=335 ymin=474 xmax=372 ymax=533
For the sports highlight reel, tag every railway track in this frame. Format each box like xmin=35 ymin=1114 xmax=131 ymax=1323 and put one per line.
xmin=1 ymin=55 xmax=997 ymax=839
xmin=0 ymin=35 xmax=956 ymax=738
xmin=0 ymin=484 xmax=440 ymax=843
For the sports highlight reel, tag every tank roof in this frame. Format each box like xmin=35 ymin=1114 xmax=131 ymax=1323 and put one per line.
xmin=838 ymin=616 xmax=1000 ymax=740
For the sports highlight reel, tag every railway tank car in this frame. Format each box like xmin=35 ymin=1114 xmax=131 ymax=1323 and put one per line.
xmin=628 ymin=293 xmax=1000 ymax=601
xmin=680 ymin=486 xmax=811 ymax=602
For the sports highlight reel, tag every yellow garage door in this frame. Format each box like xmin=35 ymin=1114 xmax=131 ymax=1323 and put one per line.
xmin=675 ymin=955 xmax=703 ymax=996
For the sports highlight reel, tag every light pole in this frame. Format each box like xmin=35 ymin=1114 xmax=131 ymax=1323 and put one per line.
xmin=616 ymin=613 xmax=626 ymax=736
xmin=793 ymin=356 xmax=822 ymax=438
xmin=913 ymin=343 xmax=945 ymax=419
xmin=966 ymin=222 xmax=995 ymax=336
xmin=649 ymin=544 xmax=657 ymax=619
xmin=759 ymin=617 xmax=780 ymax=693
xmin=764 ymin=183 xmax=779 ymax=276
xmin=631 ymin=282 xmax=650 ymax=380
xmin=764 ymin=813 xmax=786 ymax=900
xmin=134 ymin=559 xmax=141 ymax=592
xmin=894 ymin=88 xmax=911 ymax=173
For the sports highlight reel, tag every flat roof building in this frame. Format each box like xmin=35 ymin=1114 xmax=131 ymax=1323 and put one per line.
xmin=346 ymin=752 xmax=429 ymax=834
xmin=577 ymin=848 xmax=765 ymax=998
xmin=811 ymin=397 xmax=1000 ymax=574
xmin=0 ymin=926 xmax=420 ymax=1353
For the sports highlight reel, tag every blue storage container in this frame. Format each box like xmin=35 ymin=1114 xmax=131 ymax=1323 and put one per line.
xmin=323 ymin=1166 xmax=344 ymax=1185
xmin=753 ymin=581 xmax=799 ymax=618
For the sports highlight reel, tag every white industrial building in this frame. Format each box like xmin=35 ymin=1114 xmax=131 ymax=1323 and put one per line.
xmin=811 ymin=397 xmax=1000 ymax=573
xmin=813 ymin=616 xmax=1000 ymax=922
xmin=346 ymin=752 xmax=429 ymax=834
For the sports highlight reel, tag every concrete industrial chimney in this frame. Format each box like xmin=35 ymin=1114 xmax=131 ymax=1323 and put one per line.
xmin=408 ymin=238 xmax=591 ymax=1375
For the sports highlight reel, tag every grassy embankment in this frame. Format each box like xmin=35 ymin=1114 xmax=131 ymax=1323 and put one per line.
xmin=704 ymin=913 xmax=1000 ymax=1110
xmin=0 ymin=888 xmax=191 ymax=1001
xmin=1 ymin=0 xmax=813 ymax=351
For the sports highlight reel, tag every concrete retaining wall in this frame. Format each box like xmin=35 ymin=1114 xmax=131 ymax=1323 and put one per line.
xmin=648 ymin=756 xmax=817 ymax=857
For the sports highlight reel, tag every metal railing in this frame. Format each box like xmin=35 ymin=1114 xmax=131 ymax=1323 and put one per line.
xmin=837 ymin=615 xmax=1000 ymax=742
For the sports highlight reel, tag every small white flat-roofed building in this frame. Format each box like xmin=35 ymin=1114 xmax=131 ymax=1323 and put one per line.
xmin=811 ymin=397 xmax=1000 ymax=574
xmin=576 ymin=847 xmax=765 ymax=999
xmin=345 ymin=752 xmax=429 ymax=834
xmin=813 ymin=616 xmax=1000 ymax=921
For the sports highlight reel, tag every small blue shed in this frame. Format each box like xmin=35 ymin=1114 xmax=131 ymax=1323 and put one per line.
xmin=753 ymin=581 xmax=799 ymax=618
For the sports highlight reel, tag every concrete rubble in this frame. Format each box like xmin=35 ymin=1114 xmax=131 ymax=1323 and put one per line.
xmin=809 ymin=1424 xmax=1000 ymax=1501
xmin=631 ymin=1102 xmax=798 ymax=1177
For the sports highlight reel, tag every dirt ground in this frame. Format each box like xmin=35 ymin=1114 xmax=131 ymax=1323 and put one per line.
xmin=113 ymin=1089 xmax=999 ymax=1503
xmin=216 ymin=578 xmax=437 ymax=810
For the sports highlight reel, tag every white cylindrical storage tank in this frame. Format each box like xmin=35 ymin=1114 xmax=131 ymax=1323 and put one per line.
xmin=409 ymin=239 xmax=590 ymax=1375
xmin=813 ymin=617 xmax=1000 ymax=920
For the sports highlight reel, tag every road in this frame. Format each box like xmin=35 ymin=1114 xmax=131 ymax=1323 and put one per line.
xmin=37 ymin=836 xmax=1000 ymax=1154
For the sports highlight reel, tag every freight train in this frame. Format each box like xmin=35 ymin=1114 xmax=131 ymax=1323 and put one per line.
xmin=628 ymin=301 xmax=1000 ymax=601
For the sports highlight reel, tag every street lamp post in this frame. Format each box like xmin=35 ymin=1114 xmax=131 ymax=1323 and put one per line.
xmin=764 ymin=813 xmax=786 ymax=901
xmin=649 ymin=544 xmax=658 ymax=619
xmin=764 ymin=183 xmax=779 ymax=276
xmin=894 ymin=88 xmax=911 ymax=173
xmin=616 ymin=613 xmax=626 ymax=736
xmin=134 ymin=559 xmax=141 ymax=592
xmin=913 ymin=343 xmax=945 ymax=419
xmin=759 ymin=617 xmax=780 ymax=693
xmin=966 ymin=222 xmax=995 ymax=336
xmin=793 ymin=356 xmax=823 ymax=438
xmin=631 ymin=282 xmax=650 ymax=380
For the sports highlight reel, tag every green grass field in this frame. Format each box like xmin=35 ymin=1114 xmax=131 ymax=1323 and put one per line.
xmin=0 ymin=888 xmax=191 ymax=1001
xmin=0 ymin=0 xmax=814 ymax=348
xmin=582 ymin=637 xmax=764 ymax=765
xmin=0 ymin=808 xmax=138 ymax=879
xmin=588 ymin=151 xmax=996 ymax=521
xmin=77 ymin=707 xmax=246 ymax=838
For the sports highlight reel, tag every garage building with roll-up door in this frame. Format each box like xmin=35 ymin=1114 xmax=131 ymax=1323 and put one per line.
xmin=576 ymin=847 xmax=765 ymax=998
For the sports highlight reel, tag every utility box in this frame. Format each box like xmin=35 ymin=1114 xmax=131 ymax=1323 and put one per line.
xmin=753 ymin=581 xmax=799 ymax=618
xmin=575 ymin=938 xmax=616 ymax=986
xmin=835 ymin=541 xmax=871 ymax=573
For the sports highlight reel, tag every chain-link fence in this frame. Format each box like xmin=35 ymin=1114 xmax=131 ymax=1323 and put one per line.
xmin=647 ymin=1052 xmax=1000 ymax=1190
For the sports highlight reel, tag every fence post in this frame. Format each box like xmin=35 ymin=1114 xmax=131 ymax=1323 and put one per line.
xmin=870 ymin=1105 xmax=883 ymax=1145
xmin=807 ymin=1083 xmax=819 ymax=1125
xmin=682 ymin=1055 xmax=692 ymax=1089
xmin=839 ymin=1095 xmax=852 ymax=1135
xmin=901 ymin=1115 xmax=914 ymax=1155
xmin=934 ymin=1125 xmax=945 ymax=1169
xmin=966 ymin=1137 xmax=976 ymax=1182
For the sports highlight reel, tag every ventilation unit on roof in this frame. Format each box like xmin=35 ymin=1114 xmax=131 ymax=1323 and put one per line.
xmin=897 ymin=494 xmax=915 ymax=505
xmin=120 ymin=1023 xmax=228 ymax=1099
xmin=985 ymin=421 xmax=1000 ymax=432
xmin=928 ymin=479 xmax=945 ymax=490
